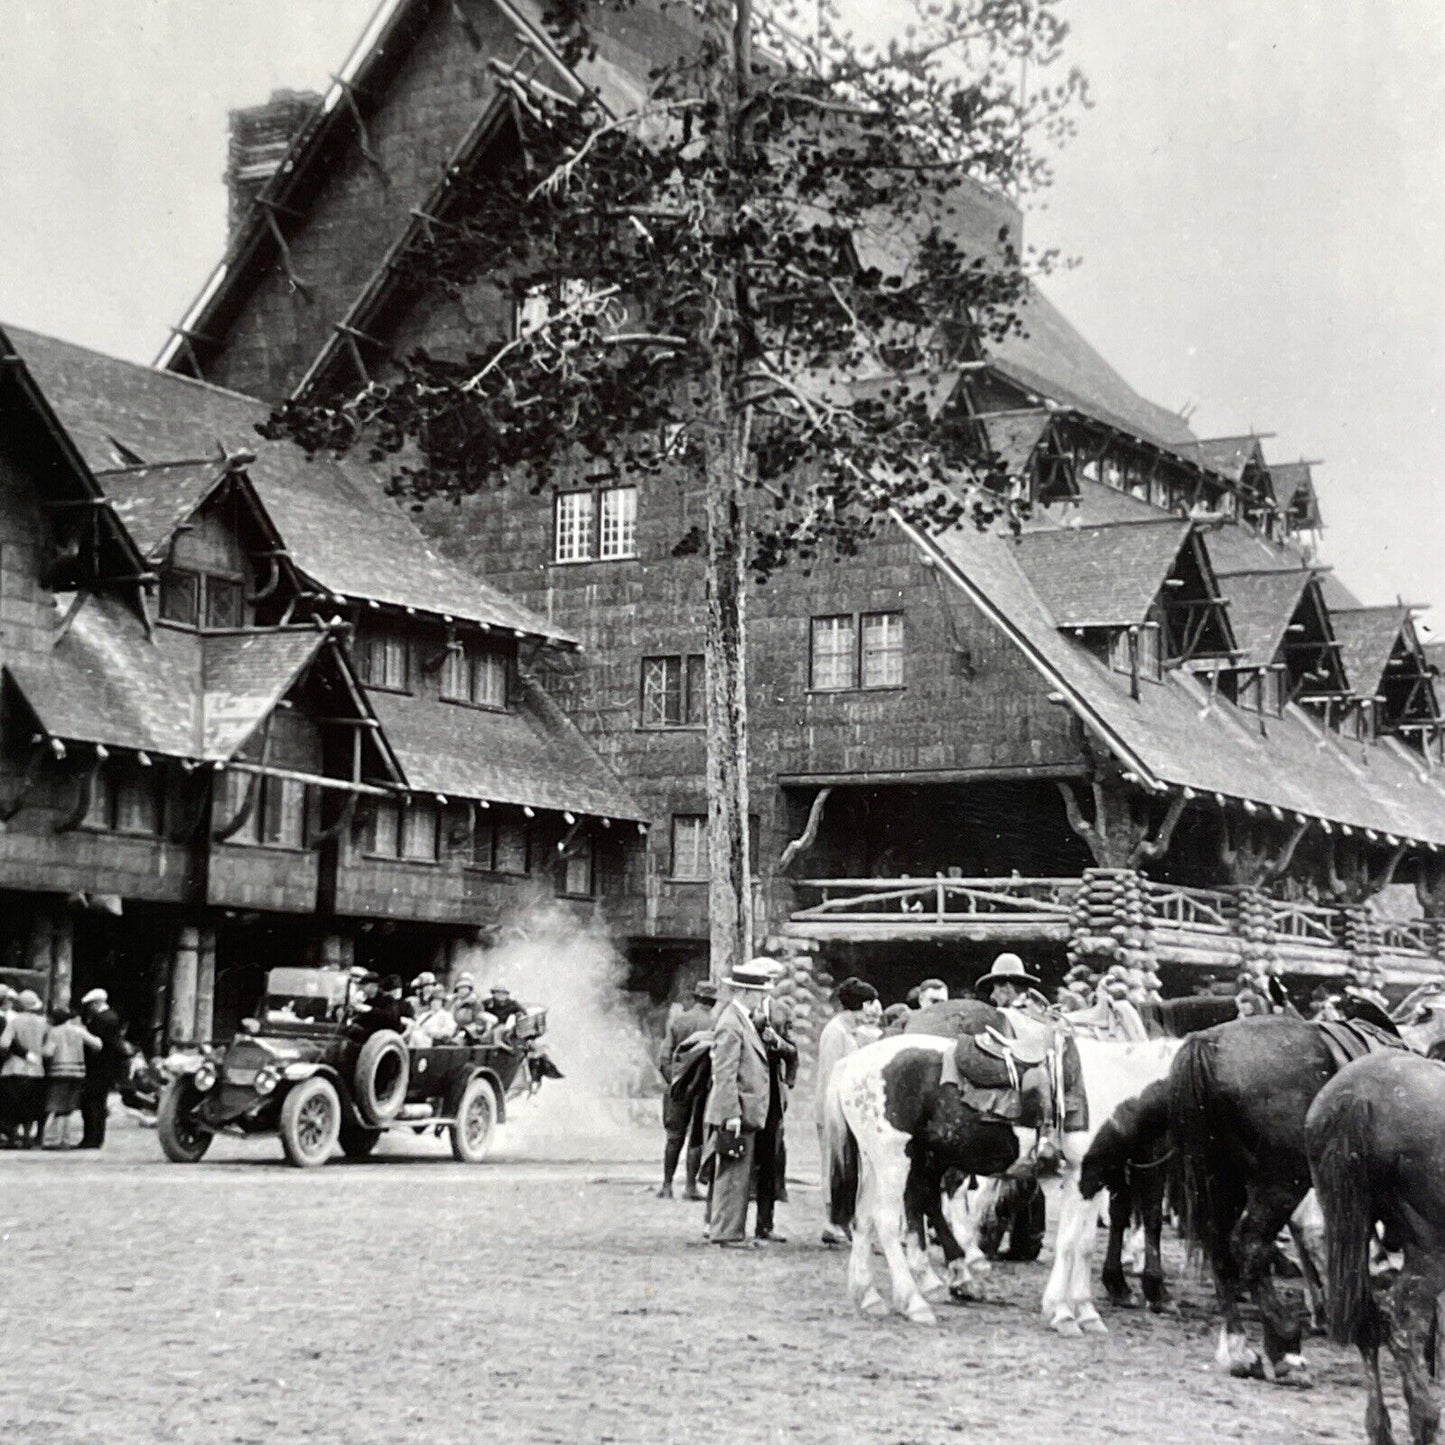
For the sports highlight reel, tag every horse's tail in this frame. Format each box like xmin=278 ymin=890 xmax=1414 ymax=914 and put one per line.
xmin=1167 ymin=1034 xmax=1229 ymax=1261
xmin=1314 ymin=1095 xmax=1384 ymax=1350
xmin=822 ymin=1070 xmax=859 ymax=1231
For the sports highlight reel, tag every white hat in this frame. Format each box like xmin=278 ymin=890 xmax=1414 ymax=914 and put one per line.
xmin=727 ymin=962 xmax=775 ymax=991
xmin=81 ymin=987 xmax=108 ymax=1007
xmin=976 ymin=953 xmax=1040 ymax=991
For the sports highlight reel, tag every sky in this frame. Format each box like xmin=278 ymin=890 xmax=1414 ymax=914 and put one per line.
xmin=0 ymin=0 xmax=1441 ymax=610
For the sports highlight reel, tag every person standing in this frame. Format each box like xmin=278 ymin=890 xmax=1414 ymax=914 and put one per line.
xmin=916 ymin=978 xmax=949 ymax=1010
xmin=750 ymin=968 xmax=798 ymax=1242
xmin=78 ymin=988 xmax=125 ymax=1150
xmin=655 ymin=978 xmax=717 ymax=1199
xmin=42 ymin=1008 xmax=98 ymax=1148
xmin=704 ymin=962 xmax=773 ymax=1248
xmin=974 ymin=953 xmax=1039 ymax=1010
xmin=2 ymin=991 xmax=47 ymax=1148
xmin=814 ymin=977 xmax=879 ymax=1245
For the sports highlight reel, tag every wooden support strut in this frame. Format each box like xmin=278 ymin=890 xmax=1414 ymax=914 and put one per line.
xmin=53 ymin=753 xmax=102 ymax=835
xmin=0 ymin=743 xmax=45 ymax=823
xmin=255 ymin=199 xmax=312 ymax=298
xmin=307 ymin=790 xmax=359 ymax=848
xmin=329 ymin=73 xmax=388 ymax=183
xmin=779 ymin=786 xmax=832 ymax=871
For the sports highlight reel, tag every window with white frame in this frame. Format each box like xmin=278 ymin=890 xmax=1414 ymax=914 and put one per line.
xmin=641 ymin=654 xmax=705 ymax=728
xmin=554 ymin=485 xmax=636 ymax=563
xmin=861 ymin=612 xmax=905 ymax=688
xmin=555 ymin=491 xmax=595 ymax=563
xmin=600 ymin=486 xmax=637 ymax=559
xmin=810 ymin=615 xmax=857 ymax=691
xmin=671 ymin=815 xmax=709 ymax=880
xmin=811 ymin=612 xmax=905 ymax=691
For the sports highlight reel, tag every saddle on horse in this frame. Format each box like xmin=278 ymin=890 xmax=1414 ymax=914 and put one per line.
xmin=1315 ymin=1018 xmax=1407 ymax=1073
xmin=942 ymin=1014 xmax=1087 ymax=1138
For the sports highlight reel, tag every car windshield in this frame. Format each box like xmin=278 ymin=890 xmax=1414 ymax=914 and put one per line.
xmin=261 ymin=968 xmax=349 ymax=1027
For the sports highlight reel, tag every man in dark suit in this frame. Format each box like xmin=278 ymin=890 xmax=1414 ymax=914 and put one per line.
xmin=750 ymin=968 xmax=798 ymax=1242
xmin=656 ymin=978 xmax=717 ymax=1199
xmin=352 ymin=975 xmax=408 ymax=1039
xmin=704 ymin=962 xmax=773 ymax=1249
xmin=78 ymin=988 xmax=126 ymax=1150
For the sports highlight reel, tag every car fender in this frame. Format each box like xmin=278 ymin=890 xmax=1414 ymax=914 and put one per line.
xmin=448 ymin=1066 xmax=506 ymax=1123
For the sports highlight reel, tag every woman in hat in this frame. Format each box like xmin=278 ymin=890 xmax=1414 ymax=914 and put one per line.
xmin=2 ymin=991 xmax=47 ymax=1148
xmin=975 ymin=953 xmax=1041 ymax=1010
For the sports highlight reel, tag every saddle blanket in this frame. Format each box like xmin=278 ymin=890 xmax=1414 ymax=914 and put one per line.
xmin=1316 ymin=1018 xmax=1407 ymax=1073
xmin=942 ymin=1031 xmax=1087 ymax=1133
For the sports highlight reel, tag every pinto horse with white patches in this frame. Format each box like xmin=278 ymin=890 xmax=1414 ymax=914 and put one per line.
xmin=824 ymin=1029 xmax=1179 ymax=1332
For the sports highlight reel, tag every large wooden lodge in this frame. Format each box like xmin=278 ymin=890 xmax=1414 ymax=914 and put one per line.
xmin=7 ymin=0 xmax=1445 ymax=1045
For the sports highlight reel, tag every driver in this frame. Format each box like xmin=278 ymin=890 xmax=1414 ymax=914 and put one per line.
xmin=482 ymin=985 xmax=525 ymax=1028
xmin=354 ymin=974 xmax=408 ymax=1039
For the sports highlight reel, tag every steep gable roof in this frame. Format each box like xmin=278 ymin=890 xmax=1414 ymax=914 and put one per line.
xmin=1185 ymin=435 xmax=1266 ymax=485
xmin=1212 ymin=567 xmax=1315 ymax=670
xmin=94 ymin=460 xmax=228 ymax=561
xmin=5 ymin=326 xmax=574 ymax=645
xmin=904 ymin=510 xmax=1445 ymax=845
xmin=1010 ymin=518 xmax=1193 ymax=629
xmin=1333 ymin=606 xmax=1410 ymax=701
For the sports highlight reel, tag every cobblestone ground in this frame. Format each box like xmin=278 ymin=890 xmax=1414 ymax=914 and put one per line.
xmin=0 ymin=1104 xmax=1389 ymax=1445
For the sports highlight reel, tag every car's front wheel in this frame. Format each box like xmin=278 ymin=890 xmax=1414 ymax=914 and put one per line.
xmin=157 ymin=1077 xmax=212 ymax=1163
xmin=279 ymin=1076 xmax=341 ymax=1167
xmin=450 ymin=1075 xmax=499 ymax=1163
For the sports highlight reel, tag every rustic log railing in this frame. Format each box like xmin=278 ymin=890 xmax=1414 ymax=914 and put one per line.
xmin=789 ymin=876 xmax=1078 ymax=925
xmin=1377 ymin=919 xmax=1437 ymax=958
xmin=1140 ymin=881 xmax=1234 ymax=935
xmin=1269 ymin=900 xmax=1343 ymax=947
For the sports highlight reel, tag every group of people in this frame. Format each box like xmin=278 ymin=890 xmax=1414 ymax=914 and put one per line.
xmin=0 ymin=984 xmax=126 ymax=1150
xmin=656 ymin=953 xmax=1054 ymax=1249
xmin=348 ymin=968 xmax=524 ymax=1047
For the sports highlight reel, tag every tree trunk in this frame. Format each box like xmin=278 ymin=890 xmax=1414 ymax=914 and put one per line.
xmin=700 ymin=0 xmax=753 ymax=983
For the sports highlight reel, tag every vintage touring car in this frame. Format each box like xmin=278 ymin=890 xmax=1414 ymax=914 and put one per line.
xmin=156 ymin=966 xmax=555 ymax=1167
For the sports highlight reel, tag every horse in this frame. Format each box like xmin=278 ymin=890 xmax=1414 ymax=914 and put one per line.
xmin=1166 ymin=1013 xmax=1417 ymax=1381
xmin=824 ymin=1027 xmax=1180 ymax=1332
xmin=1307 ymin=1052 xmax=1445 ymax=1445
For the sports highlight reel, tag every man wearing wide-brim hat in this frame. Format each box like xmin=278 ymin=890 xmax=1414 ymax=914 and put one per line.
xmin=976 ymin=953 xmax=1040 ymax=1010
xmin=703 ymin=962 xmax=773 ymax=1248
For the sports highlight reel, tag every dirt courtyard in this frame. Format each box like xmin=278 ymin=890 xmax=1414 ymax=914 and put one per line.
xmin=0 ymin=1108 xmax=1388 ymax=1445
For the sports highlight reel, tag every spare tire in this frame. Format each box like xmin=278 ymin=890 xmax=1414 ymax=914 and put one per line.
xmin=354 ymin=1030 xmax=409 ymax=1125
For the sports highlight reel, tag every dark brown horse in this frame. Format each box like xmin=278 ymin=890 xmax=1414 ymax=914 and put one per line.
xmin=1168 ymin=1014 xmax=1406 ymax=1380
xmin=1308 ymin=1052 xmax=1445 ymax=1445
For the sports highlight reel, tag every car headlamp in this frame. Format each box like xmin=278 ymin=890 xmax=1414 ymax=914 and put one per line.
xmin=254 ymin=1065 xmax=279 ymax=1096
xmin=194 ymin=1061 xmax=218 ymax=1093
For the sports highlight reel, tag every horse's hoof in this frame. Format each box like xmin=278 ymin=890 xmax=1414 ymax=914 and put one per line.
xmin=920 ymin=1278 xmax=949 ymax=1302
xmin=859 ymin=1288 xmax=889 ymax=1319
xmin=906 ymin=1301 xmax=938 ymax=1326
xmin=1051 ymin=1315 xmax=1084 ymax=1339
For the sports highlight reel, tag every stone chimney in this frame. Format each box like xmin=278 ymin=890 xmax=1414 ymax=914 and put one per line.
xmin=225 ymin=88 xmax=322 ymax=238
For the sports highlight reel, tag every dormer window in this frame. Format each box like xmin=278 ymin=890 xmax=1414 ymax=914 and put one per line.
xmin=159 ymin=567 xmax=245 ymax=629
xmin=441 ymin=639 xmax=511 ymax=709
xmin=1108 ymin=625 xmax=1162 ymax=684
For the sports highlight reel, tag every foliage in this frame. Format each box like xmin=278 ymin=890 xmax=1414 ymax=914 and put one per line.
xmin=262 ymin=0 xmax=1088 ymax=580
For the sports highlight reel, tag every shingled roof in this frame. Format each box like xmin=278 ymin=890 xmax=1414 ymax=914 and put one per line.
xmin=986 ymin=285 xmax=1197 ymax=452
xmin=4 ymin=595 xmax=343 ymax=762
xmin=95 ymin=460 xmax=227 ymax=561
xmin=6 ymin=326 xmax=575 ymax=645
xmin=1010 ymin=519 xmax=1193 ymax=629
xmin=1212 ymin=568 xmax=1315 ymax=670
xmin=1333 ymin=606 xmax=1410 ymax=701
xmin=902 ymin=504 xmax=1445 ymax=845
xmin=368 ymin=676 xmax=643 ymax=821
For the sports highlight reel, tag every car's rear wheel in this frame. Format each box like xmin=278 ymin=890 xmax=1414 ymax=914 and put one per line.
xmin=157 ymin=1077 xmax=212 ymax=1163
xmin=354 ymin=1030 xmax=409 ymax=1125
xmin=279 ymin=1076 xmax=341 ymax=1167
xmin=338 ymin=1118 xmax=383 ymax=1160
xmin=450 ymin=1075 xmax=499 ymax=1164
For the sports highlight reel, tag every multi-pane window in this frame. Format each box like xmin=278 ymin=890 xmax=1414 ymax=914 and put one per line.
xmin=367 ymin=798 xmax=438 ymax=862
xmin=669 ymin=814 xmax=759 ymax=879
xmin=555 ymin=486 xmax=636 ymax=562
xmin=555 ymin=492 xmax=595 ymax=563
xmin=810 ymin=615 xmax=857 ymax=691
xmin=472 ymin=814 xmax=531 ymax=874
xmin=442 ymin=642 xmax=510 ymax=709
xmin=559 ymin=834 xmax=595 ymax=897
xmin=671 ymin=815 xmax=709 ymax=880
xmin=600 ymin=486 xmax=637 ymax=559
xmin=1108 ymin=626 xmax=1162 ymax=684
xmin=640 ymin=654 xmax=705 ymax=728
xmin=157 ymin=568 xmax=246 ymax=629
xmin=84 ymin=766 xmax=163 ymax=835
xmin=861 ymin=612 xmax=905 ymax=688
xmin=218 ymin=771 xmax=306 ymax=849
xmin=359 ymin=633 xmax=408 ymax=691
xmin=811 ymin=612 xmax=906 ymax=691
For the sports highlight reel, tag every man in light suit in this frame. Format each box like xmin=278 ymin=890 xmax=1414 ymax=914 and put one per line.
xmin=704 ymin=961 xmax=774 ymax=1249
